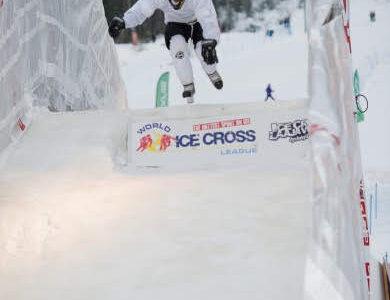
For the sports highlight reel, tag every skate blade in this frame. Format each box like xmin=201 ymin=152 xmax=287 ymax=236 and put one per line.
xmin=186 ymin=97 xmax=194 ymax=104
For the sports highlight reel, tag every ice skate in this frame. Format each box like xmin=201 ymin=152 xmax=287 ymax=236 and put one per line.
xmin=208 ymin=71 xmax=223 ymax=90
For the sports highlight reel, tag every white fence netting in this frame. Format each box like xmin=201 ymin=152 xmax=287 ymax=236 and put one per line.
xmin=0 ymin=0 xmax=127 ymax=152
xmin=304 ymin=0 xmax=370 ymax=299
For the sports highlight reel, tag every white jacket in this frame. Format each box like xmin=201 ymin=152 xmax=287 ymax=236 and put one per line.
xmin=123 ymin=0 xmax=221 ymax=42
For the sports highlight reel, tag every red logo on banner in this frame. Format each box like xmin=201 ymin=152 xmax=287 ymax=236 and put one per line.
xmin=342 ymin=0 xmax=352 ymax=53
xmin=193 ymin=118 xmax=251 ymax=132
xmin=360 ymin=180 xmax=371 ymax=293
xmin=159 ymin=134 xmax=175 ymax=151
xmin=136 ymin=133 xmax=175 ymax=153
xmin=365 ymin=262 xmax=370 ymax=292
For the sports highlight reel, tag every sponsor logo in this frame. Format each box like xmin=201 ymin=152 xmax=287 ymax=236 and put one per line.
xmin=359 ymin=180 xmax=371 ymax=292
xmin=269 ymin=119 xmax=308 ymax=143
xmin=193 ymin=118 xmax=251 ymax=132
xmin=136 ymin=123 xmax=174 ymax=152
xmin=137 ymin=133 xmax=175 ymax=152
xmin=137 ymin=123 xmax=171 ymax=135
xmin=176 ymin=130 xmax=256 ymax=148
xmin=136 ymin=127 xmax=256 ymax=154
xmin=135 ymin=121 xmax=257 ymax=153
xmin=359 ymin=180 xmax=370 ymax=247
xmin=175 ymin=51 xmax=185 ymax=59
xmin=220 ymin=147 xmax=257 ymax=156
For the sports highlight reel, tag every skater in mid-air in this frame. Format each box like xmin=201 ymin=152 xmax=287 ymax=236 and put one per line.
xmin=108 ymin=0 xmax=223 ymax=104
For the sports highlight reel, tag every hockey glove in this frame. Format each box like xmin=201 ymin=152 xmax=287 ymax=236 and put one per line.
xmin=201 ymin=39 xmax=219 ymax=65
xmin=109 ymin=17 xmax=125 ymax=39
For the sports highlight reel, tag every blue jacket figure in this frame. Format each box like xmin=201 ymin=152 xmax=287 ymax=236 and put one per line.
xmin=265 ymin=84 xmax=275 ymax=101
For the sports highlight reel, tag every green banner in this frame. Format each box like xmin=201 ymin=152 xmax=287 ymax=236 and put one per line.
xmin=353 ymin=70 xmax=366 ymax=123
xmin=356 ymin=111 xmax=365 ymax=123
xmin=155 ymin=72 xmax=170 ymax=108
xmin=353 ymin=70 xmax=360 ymax=96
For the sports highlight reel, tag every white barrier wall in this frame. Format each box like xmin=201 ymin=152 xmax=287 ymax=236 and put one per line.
xmin=0 ymin=0 xmax=126 ymax=153
xmin=370 ymin=259 xmax=386 ymax=300
xmin=305 ymin=0 xmax=370 ymax=299
xmin=128 ymin=101 xmax=309 ymax=169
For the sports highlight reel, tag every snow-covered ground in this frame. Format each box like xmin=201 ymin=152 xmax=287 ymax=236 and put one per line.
xmin=0 ymin=0 xmax=389 ymax=298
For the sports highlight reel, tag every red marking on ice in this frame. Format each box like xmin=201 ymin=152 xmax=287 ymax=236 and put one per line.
xmin=17 ymin=118 xmax=26 ymax=131
xmin=309 ymin=124 xmax=341 ymax=146
xmin=341 ymin=0 xmax=352 ymax=53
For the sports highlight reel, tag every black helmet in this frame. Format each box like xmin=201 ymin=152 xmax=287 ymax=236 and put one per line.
xmin=169 ymin=0 xmax=185 ymax=10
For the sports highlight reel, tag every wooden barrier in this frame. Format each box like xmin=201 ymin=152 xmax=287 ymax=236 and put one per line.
xmin=383 ymin=261 xmax=390 ymax=300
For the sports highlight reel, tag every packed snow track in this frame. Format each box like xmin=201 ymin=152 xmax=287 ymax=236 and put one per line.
xmin=0 ymin=110 xmax=311 ymax=300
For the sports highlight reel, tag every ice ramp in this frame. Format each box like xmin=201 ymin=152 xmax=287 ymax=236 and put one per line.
xmin=129 ymin=100 xmax=309 ymax=170
xmin=0 ymin=102 xmax=311 ymax=300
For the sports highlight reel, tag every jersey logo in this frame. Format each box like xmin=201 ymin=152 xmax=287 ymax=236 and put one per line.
xmin=175 ymin=51 xmax=185 ymax=59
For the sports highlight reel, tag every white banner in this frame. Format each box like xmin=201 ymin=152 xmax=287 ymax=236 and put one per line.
xmin=128 ymin=102 xmax=309 ymax=169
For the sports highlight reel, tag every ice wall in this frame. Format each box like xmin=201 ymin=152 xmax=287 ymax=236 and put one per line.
xmin=304 ymin=0 xmax=370 ymax=299
xmin=0 ymin=0 xmax=126 ymax=153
